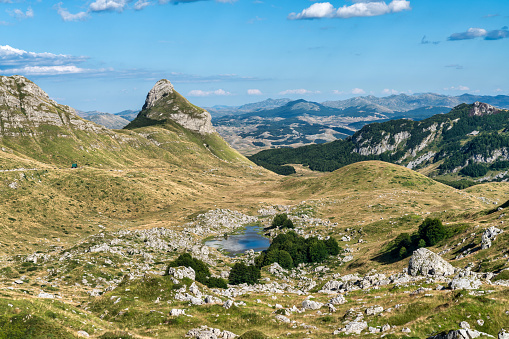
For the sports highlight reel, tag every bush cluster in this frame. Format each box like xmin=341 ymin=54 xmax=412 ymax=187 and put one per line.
xmin=255 ymin=231 xmax=340 ymax=269
xmin=270 ymin=213 xmax=294 ymax=229
xmin=389 ymin=218 xmax=449 ymax=258
xmin=228 ymin=262 xmax=261 ymax=285
xmin=165 ymin=253 xmax=228 ymax=289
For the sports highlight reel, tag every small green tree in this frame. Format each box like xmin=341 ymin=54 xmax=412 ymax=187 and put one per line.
xmin=308 ymin=240 xmax=328 ymax=262
xmin=282 ymin=218 xmax=294 ymax=229
xmin=229 ymin=263 xmax=260 ymax=285
xmin=272 ymin=213 xmax=288 ymax=228
xmin=399 ymin=246 xmax=407 ymax=258
xmin=324 ymin=237 xmax=340 ymax=256
xmin=418 ymin=239 xmax=427 ymax=248
xmin=277 ymin=250 xmax=294 ymax=269
xmin=418 ymin=218 xmax=447 ymax=246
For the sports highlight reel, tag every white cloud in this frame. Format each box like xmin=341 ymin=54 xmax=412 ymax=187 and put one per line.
xmin=351 ymin=88 xmax=366 ymax=94
xmin=5 ymin=66 xmax=92 ymax=76
xmin=188 ymin=89 xmax=232 ymax=96
xmin=448 ymin=27 xmax=487 ymax=41
xmin=0 ymin=45 xmax=88 ymax=67
xmin=289 ymin=0 xmax=411 ymax=20
xmin=279 ymin=89 xmax=320 ymax=95
xmin=332 ymin=90 xmax=345 ymax=95
xmin=495 ymin=88 xmax=503 ymax=93
xmin=288 ymin=3 xmax=335 ymax=20
xmin=133 ymin=0 xmax=152 ymax=10
xmin=382 ymin=88 xmax=399 ymax=95
xmin=444 ymin=85 xmax=470 ymax=91
xmin=10 ymin=7 xmax=34 ymax=19
xmin=89 ymin=0 xmax=129 ymax=12
xmin=247 ymin=89 xmax=263 ymax=95
xmin=56 ymin=3 xmax=89 ymax=21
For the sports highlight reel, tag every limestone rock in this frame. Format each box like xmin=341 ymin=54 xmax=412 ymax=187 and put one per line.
xmin=499 ymin=329 xmax=509 ymax=339
xmin=329 ymin=295 xmax=347 ymax=305
xmin=186 ymin=325 xmax=237 ymax=339
xmin=408 ymin=248 xmax=455 ymax=277
xmin=167 ymin=266 xmax=195 ymax=281
xmin=275 ymin=314 xmax=291 ymax=323
xmin=302 ymin=299 xmax=323 ymax=310
xmin=130 ymin=79 xmax=216 ymax=135
xmin=449 ymin=276 xmax=482 ymax=290
xmin=365 ymin=305 xmax=383 ymax=316
xmin=334 ymin=321 xmax=368 ymax=335
xmin=481 ymin=226 xmax=503 ymax=250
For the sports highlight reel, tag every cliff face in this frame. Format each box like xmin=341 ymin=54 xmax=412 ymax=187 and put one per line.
xmin=126 ymin=79 xmax=216 ymax=135
xmin=0 ymin=75 xmax=106 ymax=137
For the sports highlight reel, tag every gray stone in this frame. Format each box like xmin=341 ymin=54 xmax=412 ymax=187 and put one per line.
xmin=408 ymin=248 xmax=455 ymax=277
xmin=167 ymin=266 xmax=196 ymax=281
xmin=275 ymin=314 xmax=291 ymax=323
xmin=302 ymin=299 xmax=323 ymax=310
xmin=328 ymin=295 xmax=347 ymax=305
xmin=365 ymin=305 xmax=383 ymax=316
xmin=449 ymin=277 xmax=482 ymax=290
xmin=77 ymin=331 xmax=90 ymax=338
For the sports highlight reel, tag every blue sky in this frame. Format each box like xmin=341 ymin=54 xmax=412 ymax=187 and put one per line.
xmin=0 ymin=0 xmax=508 ymax=112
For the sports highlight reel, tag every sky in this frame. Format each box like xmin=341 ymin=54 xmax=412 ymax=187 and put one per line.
xmin=0 ymin=0 xmax=508 ymax=112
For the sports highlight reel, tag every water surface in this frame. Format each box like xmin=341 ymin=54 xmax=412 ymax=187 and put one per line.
xmin=205 ymin=226 xmax=270 ymax=257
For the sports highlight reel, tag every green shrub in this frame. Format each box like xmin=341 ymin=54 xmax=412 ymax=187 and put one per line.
xmin=228 ymin=262 xmax=261 ymax=285
xmin=418 ymin=218 xmax=448 ymax=246
xmin=166 ymin=253 xmax=227 ymax=289
xmin=272 ymin=213 xmax=288 ymax=228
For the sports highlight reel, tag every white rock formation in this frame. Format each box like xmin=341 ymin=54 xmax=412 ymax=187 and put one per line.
xmin=408 ymin=248 xmax=455 ymax=277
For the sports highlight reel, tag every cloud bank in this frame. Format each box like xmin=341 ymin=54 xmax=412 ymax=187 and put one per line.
xmin=448 ymin=27 xmax=509 ymax=41
xmin=288 ymin=0 xmax=411 ymax=20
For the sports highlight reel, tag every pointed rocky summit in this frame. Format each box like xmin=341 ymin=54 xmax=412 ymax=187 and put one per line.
xmin=125 ymin=79 xmax=216 ymax=135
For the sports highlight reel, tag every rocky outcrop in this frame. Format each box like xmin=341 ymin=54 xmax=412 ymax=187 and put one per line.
xmin=128 ymin=79 xmax=216 ymax=135
xmin=0 ymin=75 xmax=107 ymax=137
xmin=470 ymin=101 xmax=500 ymax=117
xmin=481 ymin=226 xmax=503 ymax=249
xmin=186 ymin=326 xmax=237 ymax=339
xmin=408 ymin=248 xmax=455 ymax=277
xmin=354 ymin=131 xmax=411 ymax=156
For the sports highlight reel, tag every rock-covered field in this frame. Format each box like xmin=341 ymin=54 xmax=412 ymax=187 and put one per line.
xmin=1 ymin=202 xmax=508 ymax=339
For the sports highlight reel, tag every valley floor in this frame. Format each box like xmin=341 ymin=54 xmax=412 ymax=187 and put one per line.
xmin=0 ymin=161 xmax=508 ymax=339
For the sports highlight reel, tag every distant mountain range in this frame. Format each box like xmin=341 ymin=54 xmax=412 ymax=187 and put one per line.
xmin=77 ymin=93 xmax=509 ymax=155
xmin=249 ymin=101 xmax=509 ymax=187
xmin=76 ymin=109 xmax=139 ymax=129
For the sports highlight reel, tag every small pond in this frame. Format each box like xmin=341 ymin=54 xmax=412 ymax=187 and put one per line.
xmin=205 ymin=225 xmax=270 ymax=257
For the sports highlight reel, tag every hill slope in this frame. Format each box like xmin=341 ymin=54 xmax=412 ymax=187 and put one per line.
xmin=250 ymin=102 xmax=509 ymax=184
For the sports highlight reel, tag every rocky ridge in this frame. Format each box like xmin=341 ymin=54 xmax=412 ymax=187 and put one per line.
xmin=127 ymin=79 xmax=215 ymax=135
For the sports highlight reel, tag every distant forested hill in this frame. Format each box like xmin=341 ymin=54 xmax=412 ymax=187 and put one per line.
xmin=249 ymin=102 xmax=509 ymax=186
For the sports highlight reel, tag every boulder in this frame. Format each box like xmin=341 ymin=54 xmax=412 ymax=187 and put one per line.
xmin=408 ymin=248 xmax=455 ymax=277
xmin=449 ymin=277 xmax=482 ymax=290
xmin=481 ymin=226 xmax=503 ymax=249
xmin=167 ymin=266 xmax=195 ymax=281
xmin=334 ymin=321 xmax=368 ymax=335
xmin=499 ymin=329 xmax=509 ymax=339
xmin=302 ymin=299 xmax=323 ymax=310
xmin=365 ymin=305 xmax=383 ymax=316
xmin=329 ymin=295 xmax=347 ymax=305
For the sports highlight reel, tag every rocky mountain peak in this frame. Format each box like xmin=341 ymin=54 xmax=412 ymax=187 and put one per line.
xmin=0 ymin=75 xmax=105 ymax=137
xmin=126 ymin=79 xmax=216 ymax=135
xmin=470 ymin=101 xmax=500 ymax=117
xmin=142 ymin=79 xmax=175 ymax=110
